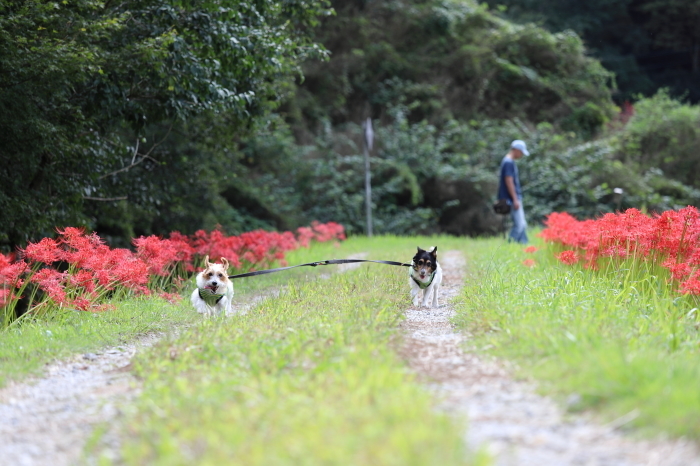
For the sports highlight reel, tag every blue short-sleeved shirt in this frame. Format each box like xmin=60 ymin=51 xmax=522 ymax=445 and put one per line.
xmin=497 ymin=155 xmax=521 ymax=201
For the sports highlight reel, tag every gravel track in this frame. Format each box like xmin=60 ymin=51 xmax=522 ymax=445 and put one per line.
xmin=0 ymin=255 xmax=368 ymax=465
xmin=400 ymin=250 xmax=700 ymax=465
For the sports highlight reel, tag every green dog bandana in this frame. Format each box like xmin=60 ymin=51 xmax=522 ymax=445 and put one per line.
xmin=198 ymin=288 xmax=225 ymax=306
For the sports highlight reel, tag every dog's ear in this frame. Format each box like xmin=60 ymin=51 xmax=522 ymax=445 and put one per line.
xmin=430 ymin=246 xmax=438 ymax=257
xmin=204 ymin=255 xmax=212 ymax=268
xmin=416 ymin=246 xmax=425 ymax=253
xmin=221 ymin=257 xmax=230 ymax=270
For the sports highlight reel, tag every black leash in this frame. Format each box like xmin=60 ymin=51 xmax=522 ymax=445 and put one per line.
xmin=228 ymin=258 xmax=412 ymax=280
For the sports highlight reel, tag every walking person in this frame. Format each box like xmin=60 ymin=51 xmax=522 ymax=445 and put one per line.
xmin=497 ymin=139 xmax=530 ymax=244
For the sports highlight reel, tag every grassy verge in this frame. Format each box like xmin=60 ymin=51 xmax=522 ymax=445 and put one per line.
xmin=0 ymin=239 xmax=374 ymax=388
xmin=92 ymin=236 xmax=484 ymax=465
xmin=454 ymin=234 xmax=700 ymax=440
xmin=0 ymin=298 xmax=199 ymax=387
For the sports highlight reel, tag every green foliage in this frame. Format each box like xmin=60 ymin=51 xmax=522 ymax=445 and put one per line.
xmin=560 ymin=102 xmax=610 ymax=139
xmin=0 ymin=0 xmax=330 ymax=248
xmin=293 ymin=0 xmax=615 ymax=130
xmin=485 ymin=0 xmax=700 ymax=102
xmin=276 ymin=110 xmax=525 ymax=236
xmin=615 ymin=90 xmax=700 ymax=191
xmin=521 ymin=95 xmax=700 ymax=222
xmin=6 ymin=0 xmax=698 ymax=243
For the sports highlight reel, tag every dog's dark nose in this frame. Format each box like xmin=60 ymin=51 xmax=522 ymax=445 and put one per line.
xmin=211 ymin=282 xmax=218 ymax=287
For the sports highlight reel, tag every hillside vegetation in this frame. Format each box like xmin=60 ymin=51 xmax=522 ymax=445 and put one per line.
xmin=2 ymin=0 xmax=699 ymax=249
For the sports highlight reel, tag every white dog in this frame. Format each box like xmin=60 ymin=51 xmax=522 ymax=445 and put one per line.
xmin=191 ymin=255 xmax=234 ymax=316
xmin=409 ymin=246 xmax=443 ymax=308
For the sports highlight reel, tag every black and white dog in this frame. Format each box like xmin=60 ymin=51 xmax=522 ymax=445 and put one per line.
xmin=409 ymin=246 xmax=442 ymax=308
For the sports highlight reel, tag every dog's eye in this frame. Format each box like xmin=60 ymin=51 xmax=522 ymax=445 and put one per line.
xmin=217 ymin=273 xmax=224 ymax=278
xmin=206 ymin=272 xmax=213 ymax=278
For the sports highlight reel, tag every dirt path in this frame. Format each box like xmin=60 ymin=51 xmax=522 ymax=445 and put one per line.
xmin=400 ymin=250 xmax=700 ymax=466
xmin=0 ymin=255 xmax=369 ymax=466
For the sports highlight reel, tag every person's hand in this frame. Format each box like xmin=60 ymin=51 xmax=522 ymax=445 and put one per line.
xmin=513 ymin=199 xmax=521 ymax=210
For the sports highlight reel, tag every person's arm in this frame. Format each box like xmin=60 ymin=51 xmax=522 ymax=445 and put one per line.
xmin=505 ymin=176 xmax=520 ymax=210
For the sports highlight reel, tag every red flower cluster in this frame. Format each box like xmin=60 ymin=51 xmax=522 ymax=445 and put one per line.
xmin=1 ymin=222 xmax=345 ymax=317
xmin=522 ymin=259 xmax=536 ymax=268
xmin=557 ymin=250 xmax=579 ymax=265
xmin=540 ymin=207 xmax=700 ymax=294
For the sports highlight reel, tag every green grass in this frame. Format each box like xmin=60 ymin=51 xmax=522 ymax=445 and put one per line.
xmin=91 ymin=236 xmax=485 ymax=465
xmin=0 ymin=297 xmax=199 ymax=387
xmin=454 ymin=234 xmax=700 ymax=440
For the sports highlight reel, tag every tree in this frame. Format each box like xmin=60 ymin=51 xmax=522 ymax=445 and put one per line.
xmin=638 ymin=0 xmax=700 ymax=72
xmin=0 ymin=0 xmax=330 ymax=249
xmin=483 ymin=0 xmax=700 ymax=101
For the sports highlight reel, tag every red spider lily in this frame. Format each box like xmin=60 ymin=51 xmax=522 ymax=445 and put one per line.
xmin=167 ymin=231 xmax=196 ymax=264
xmin=158 ymin=291 xmax=183 ymax=304
xmin=311 ymin=221 xmax=346 ymax=242
xmin=133 ymin=235 xmax=184 ymax=276
xmin=524 ymin=246 xmax=538 ymax=253
xmin=23 ymin=237 xmax=62 ymax=264
xmin=2 ymin=221 xmax=346 ymax=321
xmin=31 ymin=268 xmax=69 ymax=306
xmin=661 ymin=258 xmax=691 ymax=281
xmin=557 ymin=250 xmax=579 ymax=265
xmin=680 ymin=275 xmax=700 ymax=295
xmin=523 ymin=259 xmax=536 ymax=267
xmin=541 ymin=208 xmax=700 ymax=294
xmin=296 ymin=226 xmax=315 ymax=248
xmin=0 ymin=287 xmax=17 ymax=307
xmin=109 ymin=250 xmax=150 ymax=291
xmin=69 ymin=270 xmax=97 ymax=293
xmin=0 ymin=254 xmax=27 ymax=287
xmin=190 ymin=228 xmax=243 ymax=268
xmin=59 ymin=229 xmax=109 ymax=269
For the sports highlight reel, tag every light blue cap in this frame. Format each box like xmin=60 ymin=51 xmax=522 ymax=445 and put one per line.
xmin=511 ymin=139 xmax=530 ymax=156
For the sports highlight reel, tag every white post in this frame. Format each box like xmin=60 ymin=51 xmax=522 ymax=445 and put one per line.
xmin=363 ymin=117 xmax=374 ymax=237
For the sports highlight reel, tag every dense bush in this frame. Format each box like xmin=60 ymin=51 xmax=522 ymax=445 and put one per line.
xmin=0 ymin=0 xmax=330 ymax=249
xmin=615 ymin=91 xmax=700 ymax=191
xmin=483 ymin=0 xmax=700 ymax=102
xmin=5 ymin=0 xmax=698 ymax=247
xmin=293 ymin=0 xmax=615 ymax=132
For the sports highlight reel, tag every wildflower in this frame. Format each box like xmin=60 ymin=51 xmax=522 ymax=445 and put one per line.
xmin=662 ymin=258 xmax=691 ymax=280
xmin=158 ymin=292 xmax=183 ymax=304
xmin=134 ymin=235 xmax=180 ymax=276
xmin=296 ymin=226 xmax=314 ymax=248
xmin=69 ymin=270 xmax=97 ymax=293
xmin=0 ymin=288 xmax=18 ymax=307
xmin=24 ymin=237 xmax=62 ymax=264
xmin=32 ymin=268 xmax=68 ymax=305
xmin=523 ymin=259 xmax=536 ymax=267
xmin=0 ymin=254 xmax=28 ymax=287
xmin=679 ymin=274 xmax=700 ymax=295
xmin=557 ymin=250 xmax=579 ymax=265
xmin=524 ymin=246 xmax=538 ymax=253
xmin=71 ymin=296 xmax=92 ymax=312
